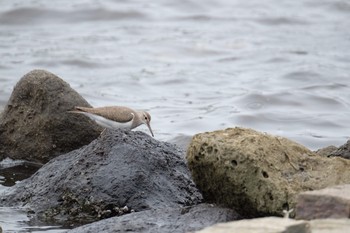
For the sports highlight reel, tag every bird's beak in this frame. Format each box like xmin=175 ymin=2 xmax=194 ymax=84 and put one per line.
xmin=146 ymin=121 xmax=154 ymax=137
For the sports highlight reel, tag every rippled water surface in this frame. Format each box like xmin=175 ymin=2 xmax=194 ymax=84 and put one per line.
xmin=0 ymin=0 xmax=350 ymax=231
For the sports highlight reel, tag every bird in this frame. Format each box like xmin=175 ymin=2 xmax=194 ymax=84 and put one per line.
xmin=69 ymin=106 xmax=154 ymax=137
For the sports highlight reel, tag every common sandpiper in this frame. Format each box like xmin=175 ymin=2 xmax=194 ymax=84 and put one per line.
xmin=69 ymin=106 xmax=154 ymax=137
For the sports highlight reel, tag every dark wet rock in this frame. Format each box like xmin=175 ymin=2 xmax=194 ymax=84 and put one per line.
xmin=68 ymin=203 xmax=240 ymax=233
xmin=0 ymin=69 xmax=101 ymax=163
xmin=0 ymin=129 xmax=202 ymax=226
xmin=329 ymin=139 xmax=350 ymax=159
xmin=186 ymin=127 xmax=350 ymax=217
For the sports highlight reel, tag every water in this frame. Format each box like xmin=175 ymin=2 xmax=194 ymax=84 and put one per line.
xmin=0 ymin=159 xmax=68 ymax=232
xmin=0 ymin=206 xmax=66 ymax=233
xmin=0 ymin=0 xmax=350 ymax=231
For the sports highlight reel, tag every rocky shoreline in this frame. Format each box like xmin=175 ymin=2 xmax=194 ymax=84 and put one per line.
xmin=0 ymin=70 xmax=349 ymax=232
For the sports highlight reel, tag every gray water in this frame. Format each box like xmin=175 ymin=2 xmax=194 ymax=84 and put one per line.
xmin=0 ymin=0 xmax=350 ymax=231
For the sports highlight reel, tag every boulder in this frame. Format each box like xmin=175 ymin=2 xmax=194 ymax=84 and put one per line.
xmin=195 ymin=217 xmax=350 ymax=233
xmin=310 ymin=219 xmax=350 ymax=233
xmin=0 ymin=69 xmax=101 ymax=163
xmin=329 ymin=140 xmax=350 ymax=159
xmin=186 ymin=127 xmax=350 ymax=217
xmin=296 ymin=184 xmax=350 ymax=220
xmin=195 ymin=217 xmax=310 ymax=233
xmin=68 ymin=203 xmax=240 ymax=233
xmin=0 ymin=129 xmax=202 ymax=225
xmin=315 ymin=145 xmax=338 ymax=157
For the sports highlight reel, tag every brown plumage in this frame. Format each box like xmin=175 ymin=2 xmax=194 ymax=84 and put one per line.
xmin=69 ymin=106 xmax=154 ymax=137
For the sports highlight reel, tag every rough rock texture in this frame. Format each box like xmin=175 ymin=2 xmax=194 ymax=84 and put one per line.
xmin=0 ymin=129 xmax=202 ymax=225
xmin=195 ymin=217 xmax=310 ymax=233
xmin=68 ymin=204 xmax=240 ymax=233
xmin=329 ymin=140 xmax=350 ymax=159
xmin=186 ymin=127 xmax=350 ymax=217
xmin=0 ymin=69 xmax=101 ymax=163
xmin=295 ymin=184 xmax=350 ymax=220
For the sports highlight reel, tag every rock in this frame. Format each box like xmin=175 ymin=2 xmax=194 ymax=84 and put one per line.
xmin=0 ymin=69 xmax=101 ymax=163
xmin=0 ymin=129 xmax=202 ymax=225
xmin=310 ymin=219 xmax=350 ymax=233
xmin=186 ymin=127 xmax=350 ymax=217
xmin=315 ymin=146 xmax=338 ymax=157
xmin=329 ymin=140 xmax=350 ymax=159
xmin=195 ymin=217 xmax=350 ymax=233
xmin=195 ymin=217 xmax=310 ymax=233
xmin=67 ymin=203 xmax=240 ymax=233
xmin=295 ymin=184 xmax=350 ymax=220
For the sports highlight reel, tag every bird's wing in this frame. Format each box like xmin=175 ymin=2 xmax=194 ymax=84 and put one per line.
xmin=73 ymin=106 xmax=134 ymax=123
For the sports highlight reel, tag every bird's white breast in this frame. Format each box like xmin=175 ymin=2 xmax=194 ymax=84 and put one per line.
xmin=80 ymin=112 xmax=133 ymax=130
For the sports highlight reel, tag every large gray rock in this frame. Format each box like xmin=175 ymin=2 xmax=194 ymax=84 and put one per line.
xmin=1 ymin=129 xmax=202 ymax=225
xmin=68 ymin=204 xmax=240 ymax=233
xmin=329 ymin=140 xmax=350 ymax=159
xmin=186 ymin=127 xmax=350 ymax=217
xmin=0 ymin=69 xmax=101 ymax=163
xmin=296 ymin=184 xmax=350 ymax=220
xmin=195 ymin=217 xmax=310 ymax=233
xmin=195 ymin=217 xmax=350 ymax=233
xmin=315 ymin=146 xmax=338 ymax=157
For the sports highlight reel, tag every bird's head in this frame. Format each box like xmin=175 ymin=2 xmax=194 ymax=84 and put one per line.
xmin=140 ymin=111 xmax=154 ymax=137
